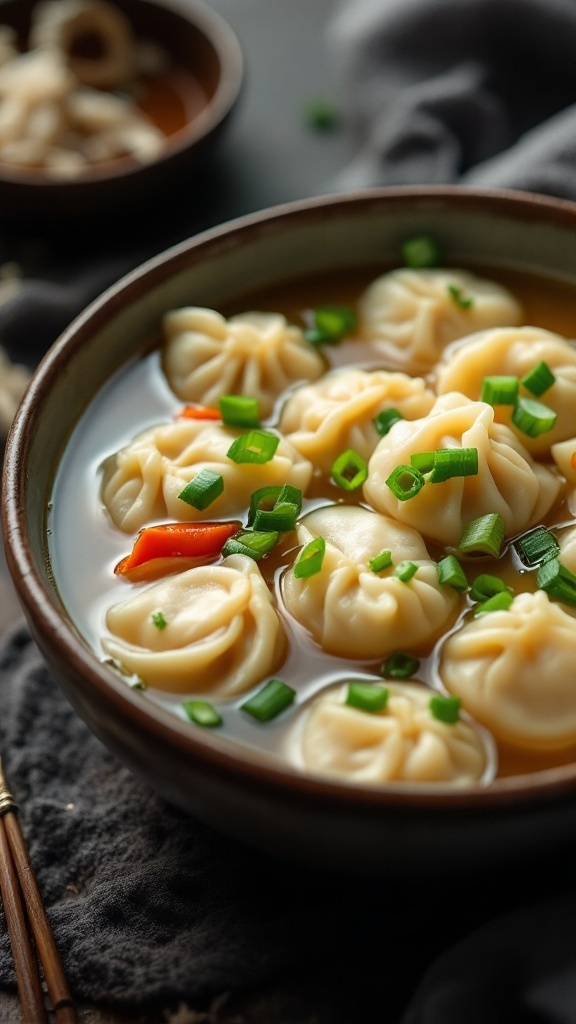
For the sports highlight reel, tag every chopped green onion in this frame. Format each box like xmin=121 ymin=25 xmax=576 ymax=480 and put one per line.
xmin=151 ymin=611 xmax=168 ymax=630
xmin=469 ymin=574 xmax=511 ymax=603
xmin=410 ymin=451 xmax=436 ymax=473
xmin=249 ymin=483 xmax=302 ymax=532
xmin=241 ymin=679 xmax=296 ymax=722
xmin=346 ymin=681 xmax=389 ymax=713
xmin=222 ymin=529 xmax=279 ymax=561
xmin=511 ymin=397 xmax=557 ymax=438
xmin=480 ymin=376 xmax=519 ymax=406
xmin=178 ymin=469 xmax=224 ymax=511
xmin=474 ymin=590 xmax=514 ymax=615
xmin=394 ymin=560 xmax=418 ymax=582
xmin=536 ymin=558 xmax=576 ymax=607
xmin=369 ymin=548 xmax=393 ymax=573
xmin=374 ymin=407 xmax=404 ymax=437
xmin=447 ymin=284 xmax=474 ymax=310
xmin=386 ymin=464 xmax=425 ymax=501
xmin=293 ymin=536 xmax=326 ymax=578
xmin=183 ymin=700 xmax=222 ymax=728
xmin=305 ymin=99 xmax=340 ymax=131
xmin=429 ymin=694 xmax=461 ymax=724
xmin=248 ymin=485 xmax=283 ymax=525
xmin=304 ymin=305 xmax=357 ymax=346
xmin=226 ymin=430 xmax=280 ymax=464
xmin=331 ymin=449 xmax=368 ymax=491
xmin=521 ymin=360 xmax=556 ymax=397
xmin=459 ymin=513 xmax=506 ymax=558
xmin=515 ymin=526 xmax=559 ymax=567
xmin=219 ymin=394 xmax=260 ymax=428
xmin=429 ymin=447 xmax=478 ymax=483
xmin=437 ymin=555 xmax=468 ymax=592
xmin=254 ymin=502 xmax=299 ymax=532
xmin=401 ymin=234 xmax=442 ymax=269
xmin=380 ymin=652 xmax=420 ymax=679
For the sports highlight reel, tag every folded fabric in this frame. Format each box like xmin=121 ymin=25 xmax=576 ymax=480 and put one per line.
xmin=328 ymin=0 xmax=576 ymax=200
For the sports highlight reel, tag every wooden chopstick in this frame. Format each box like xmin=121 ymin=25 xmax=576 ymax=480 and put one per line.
xmin=0 ymin=758 xmax=78 ymax=1023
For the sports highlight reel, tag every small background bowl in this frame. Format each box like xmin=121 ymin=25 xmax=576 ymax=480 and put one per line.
xmin=0 ymin=0 xmax=243 ymax=219
xmin=4 ymin=186 xmax=576 ymax=874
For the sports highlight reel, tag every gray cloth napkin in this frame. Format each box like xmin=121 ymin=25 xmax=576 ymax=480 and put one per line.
xmin=329 ymin=0 xmax=576 ymax=199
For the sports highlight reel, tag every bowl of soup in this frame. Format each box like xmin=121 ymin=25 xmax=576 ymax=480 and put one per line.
xmin=0 ymin=0 xmax=243 ymax=217
xmin=4 ymin=186 xmax=576 ymax=873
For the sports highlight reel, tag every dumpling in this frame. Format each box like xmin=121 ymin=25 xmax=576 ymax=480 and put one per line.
xmin=558 ymin=526 xmax=576 ymax=575
xmin=357 ymin=268 xmax=522 ymax=373
xmin=101 ymin=418 xmax=313 ymax=533
xmin=363 ymin=392 xmax=560 ymax=547
xmin=279 ymin=367 xmax=435 ymax=474
xmin=280 ymin=505 xmax=459 ymax=659
xmin=440 ymin=591 xmax=576 ymax=751
xmin=102 ymin=553 xmax=286 ymax=696
xmin=552 ymin=438 xmax=576 ymax=515
xmin=162 ymin=307 xmax=325 ymax=419
xmin=295 ymin=680 xmax=491 ymax=786
xmin=436 ymin=326 xmax=576 ymax=457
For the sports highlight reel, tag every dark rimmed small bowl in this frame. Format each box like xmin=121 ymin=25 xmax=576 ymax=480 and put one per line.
xmin=0 ymin=0 xmax=243 ymax=219
xmin=4 ymin=186 xmax=576 ymax=874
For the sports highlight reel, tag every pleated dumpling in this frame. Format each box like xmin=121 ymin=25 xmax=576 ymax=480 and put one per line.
xmin=436 ymin=326 xmax=576 ymax=456
xmin=280 ymin=505 xmax=459 ymax=659
xmin=552 ymin=438 xmax=576 ymax=514
xmin=358 ymin=268 xmax=522 ymax=373
xmin=279 ymin=367 xmax=435 ymax=474
xmin=162 ymin=307 xmax=325 ymax=419
xmin=440 ymin=591 xmax=576 ymax=751
xmin=101 ymin=418 xmax=313 ymax=533
xmin=295 ymin=681 xmax=491 ymax=786
xmin=364 ymin=393 xmax=560 ymax=547
xmin=558 ymin=526 xmax=576 ymax=575
xmin=102 ymin=553 xmax=286 ymax=696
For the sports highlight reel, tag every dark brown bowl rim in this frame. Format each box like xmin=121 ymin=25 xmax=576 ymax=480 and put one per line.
xmin=5 ymin=185 xmax=576 ymax=817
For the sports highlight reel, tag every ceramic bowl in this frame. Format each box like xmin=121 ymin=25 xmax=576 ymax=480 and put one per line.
xmin=4 ymin=186 xmax=576 ymax=874
xmin=0 ymin=0 xmax=243 ymax=218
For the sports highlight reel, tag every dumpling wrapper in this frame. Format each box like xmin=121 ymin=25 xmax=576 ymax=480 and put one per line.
xmin=358 ymin=268 xmax=522 ymax=373
xmin=297 ymin=681 xmax=491 ymax=786
xmin=440 ymin=591 xmax=576 ymax=752
xmin=364 ymin=392 xmax=560 ymax=547
xmin=162 ymin=307 xmax=325 ymax=419
xmin=279 ymin=367 xmax=435 ymax=474
xmin=103 ymin=553 xmax=286 ymax=696
xmin=281 ymin=505 xmax=459 ymax=659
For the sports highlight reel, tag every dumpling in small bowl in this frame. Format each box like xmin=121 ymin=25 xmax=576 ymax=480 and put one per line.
xmin=364 ymin=392 xmax=560 ymax=548
xmin=102 ymin=553 xmax=286 ymax=696
xmin=281 ymin=505 xmax=459 ymax=659
xmin=358 ymin=268 xmax=522 ymax=373
xmin=101 ymin=417 xmax=313 ymax=533
xmin=294 ymin=680 xmax=492 ymax=786
xmin=440 ymin=591 xmax=576 ymax=752
xmin=435 ymin=326 xmax=576 ymax=457
xmin=162 ymin=307 xmax=325 ymax=419
xmin=279 ymin=367 xmax=434 ymax=474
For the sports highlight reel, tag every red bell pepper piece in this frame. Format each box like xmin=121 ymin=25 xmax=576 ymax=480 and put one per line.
xmin=115 ymin=521 xmax=240 ymax=580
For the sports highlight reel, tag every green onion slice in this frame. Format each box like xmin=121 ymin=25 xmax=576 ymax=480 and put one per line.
xmin=380 ymin=652 xmax=420 ymax=679
xmin=178 ymin=469 xmax=224 ymax=511
xmin=241 ymin=679 xmax=296 ymax=722
xmin=219 ymin=394 xmax=260 ymax=428
xmin=346 ymin=681 xmax=389 ymax=713
xmin=222 ymin=529 xmax=279 ymax=561
xmin=151 ymin=611 xmax=168 ymax=630
xmin=469 ymin=574 xmax=511 ymax=603
xmin=437 ymin=555 xmax=468 ymax=592
xmin=386 ymin=464 xmax=425 ymax=501
xmin=304 ymin=305 xmax=357 ymax=345
xmin=394 ymin=560 xmax=418 ymax=582
xmin=429 ymin=447 xmax=478 ymax=483
xmin=447 ymin=284 xmax=474 ymax=309
xmin=331 ymin=449 xmax=368 ymax=491
xmin=536 ymin=558 xmax=576 ymax=607
xmin=521 ymin=360 xmax=556 ymax=397
xmin=511 ymin=397 xmax=557 ymax=438
xmin=254 ymin=502 xmax=299 ymax=532
xmin=515 ymin=527 xmax=559 ymax=567
xmin=227 ymin=430 xmax=280 ymax=464
xmin=369 ymin=548 xmax=393 ymax=573
xmin=401 ymin=234 xmax=442 ymax=268
xmin=459 ymin=513 xmax=506 ymax=558
xmin=429 ymin=695 xmax=461 ymax=724
xmin=374 ymin=408 xmax=404 ymax=437
xmin=474 ymin=590 xmax=514 ymax=616
xmin=410 ymin=451 xmax=436 ymax=474
xmin=305 ymin=99 xmax=340 ymax=131
xmin=183 ymin=700 xmax=222 ymax=728
xmin=480 ymin=376 xmax=519 ymax=406
xmin=293 ymin=536 xmax=326 ymax=579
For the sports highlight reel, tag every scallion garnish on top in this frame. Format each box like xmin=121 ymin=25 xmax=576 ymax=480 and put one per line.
xmin=183 ymin=700 xmax=222 ymax=728
xmin=480 ymin=376 xmax=519 ymax=406
xmin=469 ymin=573 xmax=511 ymax=603
xmin=474 ymin=590 xmax=514 ymax=616
xmin=241 ymin=679 xmax=296 ymax=722
xmin=429 ymin=694 xmax=461 ymax=724
xmin=374 ymin=408 xmax=404 ymax=437
xmin=536 ymin=558 xmax=576 ymax=607
xmin=429 ymin=447 xmax=478 ymax=483
xmin=178 ymin=469 xmax=224 ymax=511
xmin=401 ymin=234 xmax=442 ymax=269
xmin=380 ymin=652 xmax=420 ymax=679
xmin=437 ymin=554 xmax=468 ymax=592
xmin=219 ymin=394 xmax=260 ymax=428
xmin=151 ymin=611 xmax=168 ymax=630
xmin=394 ymin=560 xmax=418 ymax=582
xmin=331 ymin=449 xmax=368 ymax=491
xmin=514 ymin=526 xmax=559 ymax=567
xmin=511 ymin=397 xmax=557 ymax=438
xmin=521 ymin=360 xmax=556 ymax=397
xmin=222 ymin=529 xmax=279 ymax=561
xmin=386 ymin=464 xmax=425 ymax=501
xmin=447 ymin=284 xmax=474 ymax=309
xmin=226 ymin=430 xmax=280 ymax=464
xmin=293 ymin=536 xmax=326 ymax=578
xmin=346 ymin=681 xmax=389 ymax=713
xmin=304 ymin=305 xmax=357 ymax=346
xmin=369 ymin=548 xmax=393 ymax=573
xmin=459 ymin=513 xmax=506 ymax=558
